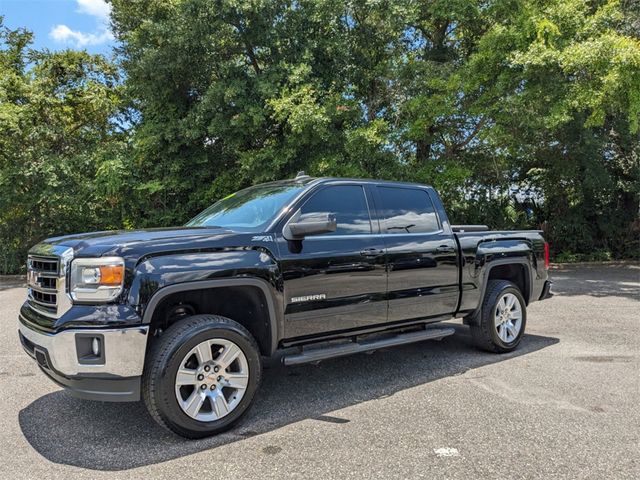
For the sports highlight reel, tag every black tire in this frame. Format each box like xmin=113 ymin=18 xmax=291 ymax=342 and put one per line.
xmin=470 ymin=280 xmax=527 ymax=353
xmin=142 ymin=314 xmax=262 ymax=439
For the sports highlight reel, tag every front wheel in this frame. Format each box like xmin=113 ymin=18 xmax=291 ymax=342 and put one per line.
xmin=142 ymin=314 xmax=262 ymax=438
xmin=470 ymin=280 xmax=527 ymax=353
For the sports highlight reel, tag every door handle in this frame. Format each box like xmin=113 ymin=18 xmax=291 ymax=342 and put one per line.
xmin=436 ymin=245 xmax=456 ymax=254
xmin=360 ymin=248 xmax=384 ymax=257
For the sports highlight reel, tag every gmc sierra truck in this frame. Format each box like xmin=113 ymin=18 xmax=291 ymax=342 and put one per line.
xmin=19 ymin=174 xmax=552 ymax=438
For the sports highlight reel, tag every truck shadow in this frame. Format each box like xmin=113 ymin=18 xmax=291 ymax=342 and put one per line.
xmin=19 ymin=324 xmax=558 ymax=471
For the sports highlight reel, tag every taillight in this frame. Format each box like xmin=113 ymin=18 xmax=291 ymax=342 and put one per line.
xmin=544 ymin=242 xmax=550 ymax=270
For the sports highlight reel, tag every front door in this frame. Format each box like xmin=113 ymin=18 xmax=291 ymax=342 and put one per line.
xmin=373 ymin=185 xmax=459 ymax=322
xmin=277 ymin=184 xmax=388 ymax=339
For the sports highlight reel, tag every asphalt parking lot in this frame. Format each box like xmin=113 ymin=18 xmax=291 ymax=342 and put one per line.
xmin=0 ymin=264 xmax=638 ymax=479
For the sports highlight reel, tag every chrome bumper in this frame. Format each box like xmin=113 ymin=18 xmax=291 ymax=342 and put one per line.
xmin=19 ymin=319 xmax=149 ymax=378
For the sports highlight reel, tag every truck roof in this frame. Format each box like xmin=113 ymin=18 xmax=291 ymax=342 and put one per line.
xmin=314 ymin=177 xmax=434 ymax=189
xmin=272 ymin=172 xmax=434 ymax=190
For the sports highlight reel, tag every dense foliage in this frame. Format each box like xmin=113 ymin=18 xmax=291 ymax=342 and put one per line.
xmin=1 ymin=0 xmax=639 ymax=273
xmin=0 ymin=21 xmax=130 ymax=273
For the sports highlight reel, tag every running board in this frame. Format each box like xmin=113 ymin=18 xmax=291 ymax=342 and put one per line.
xmin=282 ymin=327 xmax=455 ymax=366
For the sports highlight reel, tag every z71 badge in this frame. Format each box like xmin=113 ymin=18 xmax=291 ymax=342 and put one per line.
xmin=291 ymin=294 xmax=327 ymax=303
xmin=251 ymin=235 xmax=274 ymax=242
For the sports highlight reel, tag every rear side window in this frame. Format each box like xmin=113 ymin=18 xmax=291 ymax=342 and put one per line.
xmin=377 ymin=187 xmax=440 ymax=234
xmin=300 ymin=185 xmax=372 ymax=235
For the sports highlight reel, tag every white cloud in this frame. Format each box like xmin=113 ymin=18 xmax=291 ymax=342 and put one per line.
xmin=49 ymin=0 xmax=113 ymax=48
xmin=76 ymin=0 xmax=111 ymax=22
xmin=50 ymin=24 xmax=113 ymax=47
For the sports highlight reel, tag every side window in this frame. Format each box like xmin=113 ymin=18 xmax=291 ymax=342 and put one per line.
xmin=377 ymin=187 xmax=440 ymax=234
xmin=299 ymin=185 xmax=372 ymax=235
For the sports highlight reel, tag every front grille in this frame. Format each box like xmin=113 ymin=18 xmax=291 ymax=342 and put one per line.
xmin=25 ymin=245 xmax=73 ymax=319
xmin=30 ymin=258 xmax=58 ymax=273
xmin=27 ymin=254 xmax=65 ymax=318
xmin=38 ymin=276 xmax=57 ymax=289
xmin=30 ymin=289 xmax=56 ymax=305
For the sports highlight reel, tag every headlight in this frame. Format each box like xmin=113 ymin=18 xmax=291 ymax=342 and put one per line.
xmin=69 ymin=257 xmax=125 ymax=302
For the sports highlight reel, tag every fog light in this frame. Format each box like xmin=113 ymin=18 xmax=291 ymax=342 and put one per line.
xmin=76 ymin=334 xmax=104 ymax=365
xmin=92 ymin=337 xmax=100 ymax=356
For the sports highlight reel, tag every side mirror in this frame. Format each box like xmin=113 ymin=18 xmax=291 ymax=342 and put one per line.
xmin=284 ymin=211 xmax=337 ymax=240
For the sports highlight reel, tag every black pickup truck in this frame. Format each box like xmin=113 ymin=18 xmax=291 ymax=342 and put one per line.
xmin=19 ymin=174 xmax=552 ymax=438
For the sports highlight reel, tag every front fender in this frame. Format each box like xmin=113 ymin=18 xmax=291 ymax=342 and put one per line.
xmin=127 ymin=248 xmax=280 ymax=307
xmin=126 ymin=248 xmax=283 ymax=355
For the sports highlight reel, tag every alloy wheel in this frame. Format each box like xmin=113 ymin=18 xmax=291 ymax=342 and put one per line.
xmin=174 ymin=338 xmax=249 ymax=422
xmin=494 ymin=292 xmax=523 ymax=343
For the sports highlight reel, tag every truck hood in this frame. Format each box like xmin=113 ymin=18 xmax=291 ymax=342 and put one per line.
xmin=37 ymin=227 xmax=242 ymax=259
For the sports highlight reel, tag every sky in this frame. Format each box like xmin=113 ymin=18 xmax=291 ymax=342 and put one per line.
xmin=1 ymin=0 xmax=116 ymax=55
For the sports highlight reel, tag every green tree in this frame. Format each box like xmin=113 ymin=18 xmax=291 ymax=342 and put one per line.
xmin=0 ymin=19 xmax=128 ymax=273
xmin=468 ymin=0 xmax=640 ymax=257
xmin=109 ymin=0 xmax=639 ymax=258
xmin=1 ymin=1 xmax=638 ymax=273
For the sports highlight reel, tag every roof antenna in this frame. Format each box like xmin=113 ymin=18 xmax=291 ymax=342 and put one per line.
xmin=295 ymin=171 xmax=310 ymax=180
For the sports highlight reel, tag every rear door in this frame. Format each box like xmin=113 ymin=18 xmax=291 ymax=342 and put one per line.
xmin=277 ymin=183 xmax=388 ymax=339
xmin=373 ymin=185 xmax=459 ymax=322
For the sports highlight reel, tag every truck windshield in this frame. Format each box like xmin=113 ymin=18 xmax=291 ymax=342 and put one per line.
xmin=186 ymin=183 xmax=304 ymax=230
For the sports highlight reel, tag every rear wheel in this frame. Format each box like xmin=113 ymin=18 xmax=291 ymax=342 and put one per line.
xmin=143 ymin=314 xmax=262 ymax=438
xmin=470 ymin=280 xmax=527 ymax=353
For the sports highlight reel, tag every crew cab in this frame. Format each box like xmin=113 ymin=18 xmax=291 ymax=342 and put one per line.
xmin=18 ymin=175 xmax=552 ymax=438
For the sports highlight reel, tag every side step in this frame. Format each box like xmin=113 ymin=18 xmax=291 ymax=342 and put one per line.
xmin=282 ymin=326 xmax=455 ymax=366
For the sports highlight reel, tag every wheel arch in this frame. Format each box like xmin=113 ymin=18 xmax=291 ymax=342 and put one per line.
xmin=465 ymin=259 xmax=533 ymax=324
xmin=141 ymin=278 xmax=279 ymax=356
xmin=486 ymin=261 xmax=532 ymax=304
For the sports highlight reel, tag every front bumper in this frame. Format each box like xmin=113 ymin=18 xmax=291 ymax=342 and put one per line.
xmin=19 ymin=316 xmax=149 ymax=402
